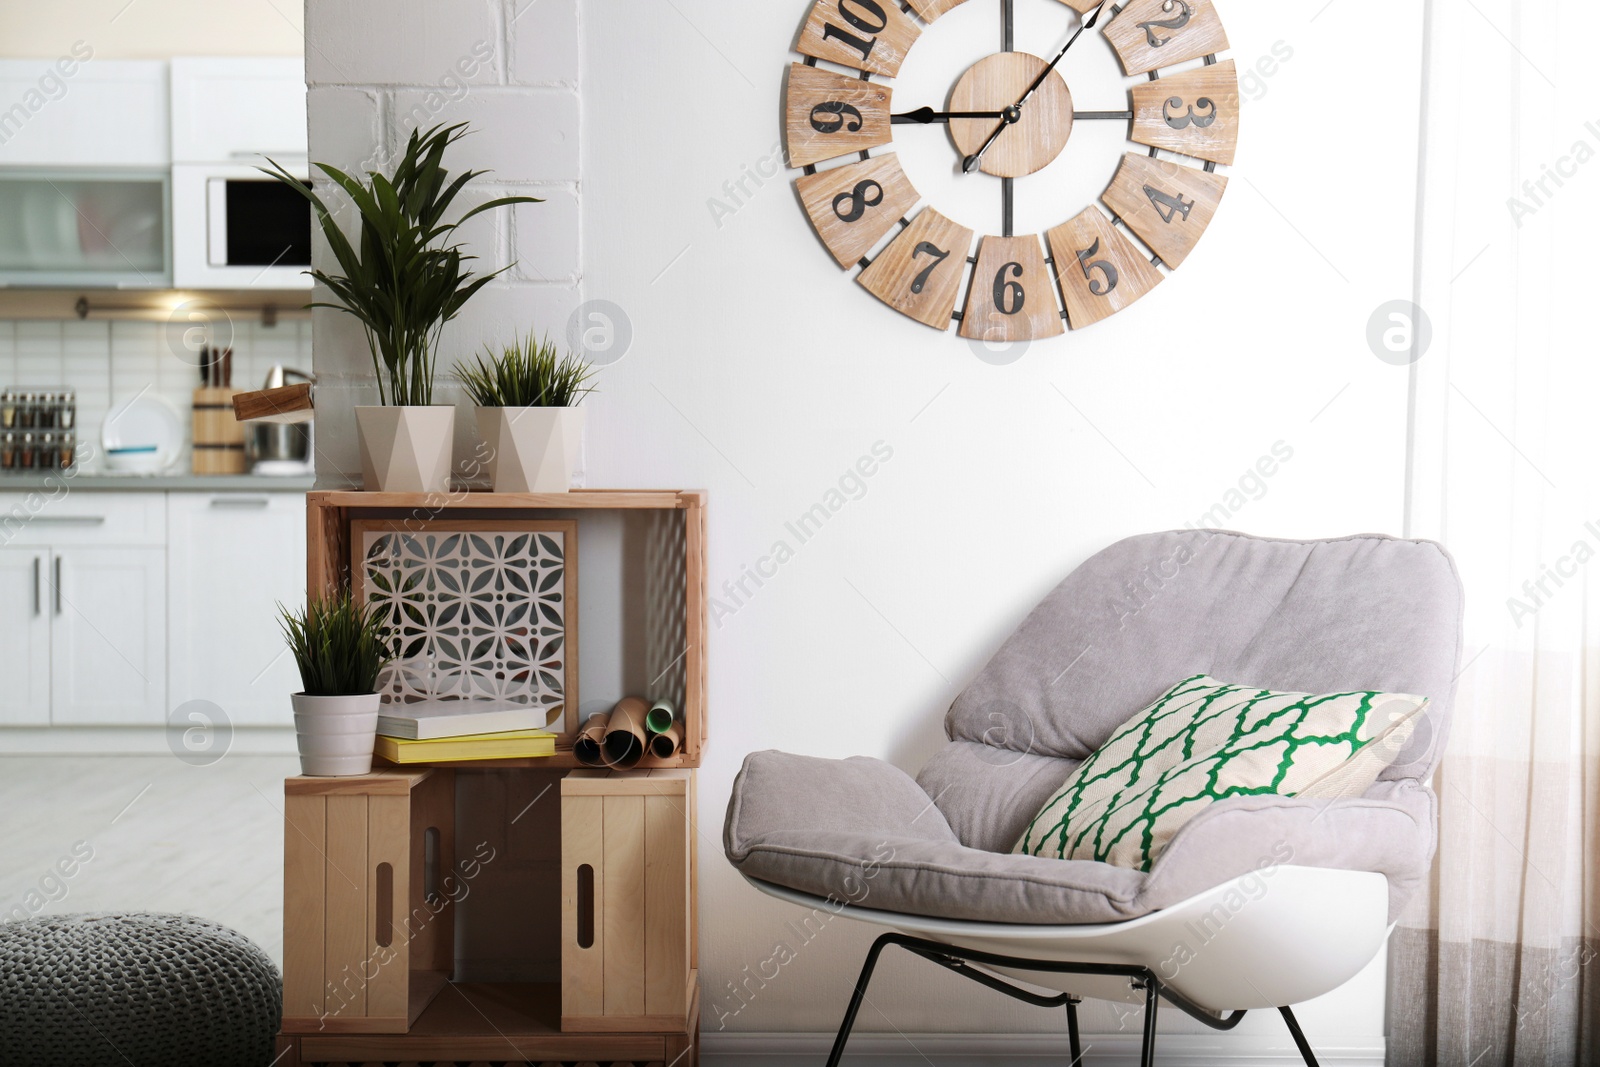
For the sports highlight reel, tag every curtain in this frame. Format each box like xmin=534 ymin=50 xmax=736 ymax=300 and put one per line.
xmin=1393 ymin=0 xmax=1600 ymax=1063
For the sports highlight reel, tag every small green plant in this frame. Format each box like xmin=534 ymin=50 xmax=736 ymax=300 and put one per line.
xmin=456 ymin=334 xmax=596 ymax=408
xmin=263 ymin=123 xmax=541 ymax=407
xmin=278 ymin=591 xmax=393 ymax=697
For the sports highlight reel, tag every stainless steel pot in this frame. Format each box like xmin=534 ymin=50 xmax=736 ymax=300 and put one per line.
xmin=246 ymin=367 xmax=313 ymax=473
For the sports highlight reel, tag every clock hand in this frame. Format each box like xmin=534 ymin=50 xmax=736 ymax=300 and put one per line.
xmin=892 ymin=105 xmax=1021 ymax=126
xmin=961 ymin=0 xmax=1110 ymax=174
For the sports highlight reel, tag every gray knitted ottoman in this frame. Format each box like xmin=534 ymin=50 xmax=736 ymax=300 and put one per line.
xmin=0 ymin=913 xmax=281 ymax=1067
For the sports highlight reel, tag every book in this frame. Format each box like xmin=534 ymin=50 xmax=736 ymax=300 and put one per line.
xmin=376 ymin=729 xmax=556 ymax=764
xmin=377 ymin=698 xmax=558 ymax=740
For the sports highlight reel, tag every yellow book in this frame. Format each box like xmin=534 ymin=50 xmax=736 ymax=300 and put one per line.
xmin=376 ymin=728 xmax=556 ymax=764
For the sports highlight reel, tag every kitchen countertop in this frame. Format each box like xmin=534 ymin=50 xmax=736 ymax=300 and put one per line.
xmin=0 ymin=472 xmax=316 ymax=492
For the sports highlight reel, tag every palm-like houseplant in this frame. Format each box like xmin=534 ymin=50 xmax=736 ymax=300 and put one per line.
xmin=264 ymin=123 xmax=541 ymax=492
xmin=456 ymin=334 xmax=596 ymax=491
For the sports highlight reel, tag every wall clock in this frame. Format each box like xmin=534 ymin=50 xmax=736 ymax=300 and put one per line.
xmin=783 ymin=0 xmax=1238 ymax=342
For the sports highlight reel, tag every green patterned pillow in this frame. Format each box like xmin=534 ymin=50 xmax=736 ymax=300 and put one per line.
xmin=1013 ymin=674 xmax=1428 ymax=872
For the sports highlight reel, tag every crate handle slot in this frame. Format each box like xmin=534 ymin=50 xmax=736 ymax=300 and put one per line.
xmin=576 ymin=863 xmax=595 ymax=948
xmin=374 ymin=862 xmax=394 ymax=947
xmin=423 ymin=826 xmax=440 ymax=905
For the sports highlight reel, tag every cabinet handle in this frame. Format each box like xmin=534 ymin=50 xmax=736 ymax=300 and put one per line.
xmin=53 ymin=556 xmax=61 ymax=615
xmin=32 ymin=556 xmax=40 ymax=617
xmin=209 ymin=497 xmax=270 ymax=509
xmin=28 ymin=516 xmax=105 ymax=526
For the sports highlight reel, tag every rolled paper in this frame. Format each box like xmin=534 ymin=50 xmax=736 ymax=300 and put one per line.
xmin=602 ymin=696 xmax=649 ymax=769
xmin=645 ymin=698 xmax=676 ymax=735
xmin=573 ymin=712 xmax=609 ymax=767
xmin=649 ymin=722 xmax=683 ymax=760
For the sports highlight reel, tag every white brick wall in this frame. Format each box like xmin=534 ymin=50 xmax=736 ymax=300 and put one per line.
xmin=304 ymin=0 xmax=583 ymax=485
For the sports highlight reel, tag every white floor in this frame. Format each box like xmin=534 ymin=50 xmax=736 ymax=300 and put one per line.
xmin=0 ymin=755 xmax=296 ymax=964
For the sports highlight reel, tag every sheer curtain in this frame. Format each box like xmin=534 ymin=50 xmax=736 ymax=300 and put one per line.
xmin=1394 ymin=0 xmax=1600 ymax=1062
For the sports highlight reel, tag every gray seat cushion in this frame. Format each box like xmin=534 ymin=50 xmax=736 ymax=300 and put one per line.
xmin=724 ymin=531 xmax=1463 ymax=926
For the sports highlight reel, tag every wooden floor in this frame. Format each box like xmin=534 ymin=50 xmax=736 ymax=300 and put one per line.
xmin=0 ymin=754 xmax=296 ymax=963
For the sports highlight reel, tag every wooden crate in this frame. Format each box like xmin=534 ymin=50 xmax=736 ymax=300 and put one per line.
xmin=281 ymin=768 xmax=456 ymax=1034
xmin=304 ymin=489 xmax=709 ymax=769
xmin=562 ymin=769 xmax=698 ymax=1032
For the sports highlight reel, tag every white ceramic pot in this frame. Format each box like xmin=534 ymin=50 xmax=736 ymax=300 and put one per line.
xmin=291 ymin=693 xmax=381 ymax=776
xmin=355 ymin=405 xmax=456 ymax=493
xmin=476 ymin=406 xmax=585 ymax=493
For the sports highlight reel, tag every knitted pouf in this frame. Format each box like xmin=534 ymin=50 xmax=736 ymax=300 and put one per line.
xmin=0 ymin=913 xmax=281 ymax=1067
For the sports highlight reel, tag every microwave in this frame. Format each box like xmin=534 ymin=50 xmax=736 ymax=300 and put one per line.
xmin=172 ymin=163 xmax=312 ymax=289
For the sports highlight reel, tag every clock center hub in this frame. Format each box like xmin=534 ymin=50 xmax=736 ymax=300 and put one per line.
xmin=949 ymin=52 xmax=1075 ymax=179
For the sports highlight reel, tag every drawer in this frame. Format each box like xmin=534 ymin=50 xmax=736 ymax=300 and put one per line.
xmin=0 ymin=491 xmax=166 ymax=546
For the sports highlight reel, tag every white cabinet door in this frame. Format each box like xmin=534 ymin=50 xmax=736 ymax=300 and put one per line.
xmin=170 ymin=57 xmax=307 ymax=163
xmin=50 ymin=547 xmax=167 ymax=726
xmin=167 ymin=493 xmax=306 ymax=727
xmin=0 ymin=549 xmax=51 ymax=726
xmin=0 ymin=60 xmax=169 ymax=166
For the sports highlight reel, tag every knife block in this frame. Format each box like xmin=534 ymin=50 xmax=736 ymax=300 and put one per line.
xmin=193 ymin=387 xmax=247 ymax=475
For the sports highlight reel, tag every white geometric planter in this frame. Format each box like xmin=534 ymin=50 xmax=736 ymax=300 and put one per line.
xmin=291 ymin=692 xmax=381 ymax=777
xmin=356 ymin=405 xmax=456 ymax=493
xmin=476 ymin=406 xmax=584 ymax=493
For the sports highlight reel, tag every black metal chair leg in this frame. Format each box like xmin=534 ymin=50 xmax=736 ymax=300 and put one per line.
xmin=1065 ymin=996 xmax=1083 ymax=1065
xmin=1139 ymin=980 xmax=1159 ymax=1067
xmin=824 ymin=934 xmax=894 ymax=1067
xmin=1279 ymin=1005 xmax=1321 ymax=1067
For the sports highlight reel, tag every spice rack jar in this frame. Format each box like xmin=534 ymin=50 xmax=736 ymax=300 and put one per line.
xmin=1 ymin=390 xmax=78 ymax=473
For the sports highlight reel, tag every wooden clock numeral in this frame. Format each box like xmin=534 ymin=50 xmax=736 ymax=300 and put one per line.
xmin=785 ymin=63 xmax=895 ymax=168
xmin=1129 ymin=61 xmax=1239 ymax=165
xmin=859 ymin=209 xmax=975 ymax=330
xmin=797 ymin=0 xmax=922 ymax=78
xmin=1046 ymin=208 xmax=1164 ymax=329
xmin=1104 ymin=0 xmax=1231 ymax=76
xmin=959 ymin=235 xmax=1064 ymax=343
xmin=795 ymin=153 xmax=921 ymax=269
xmin=906 ymin=0 xmax=970 ymax=22
xmin=1101 ymin=152 xmax=1228 ymax=268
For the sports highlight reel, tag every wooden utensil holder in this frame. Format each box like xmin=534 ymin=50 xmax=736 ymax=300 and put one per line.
xmin=193 ymin=387 xmax=247 ymax=474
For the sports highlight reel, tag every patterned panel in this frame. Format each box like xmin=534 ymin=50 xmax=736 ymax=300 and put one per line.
xmin=355 ymin=521 xmax=577 ymax=723
xmin=643 ymin=509 xmax=688 ymax=715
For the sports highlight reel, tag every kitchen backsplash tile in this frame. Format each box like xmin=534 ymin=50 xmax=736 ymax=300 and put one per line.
xmin=3 ymin=317 xmax=313 ymax=470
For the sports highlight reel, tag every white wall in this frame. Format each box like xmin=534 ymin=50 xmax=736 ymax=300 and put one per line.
xmin=0 ymin=1 xmax=302 ymax=59
xmin=306 ymin=0 xmax=1427 ymax=1054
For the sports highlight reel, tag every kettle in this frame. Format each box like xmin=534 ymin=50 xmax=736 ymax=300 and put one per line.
xmin=245 ymin=367 xmax=314 ymax=475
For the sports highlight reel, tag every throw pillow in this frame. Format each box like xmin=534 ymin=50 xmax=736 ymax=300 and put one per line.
xmin=1013 ymin=674 xmax=1428 ymax=871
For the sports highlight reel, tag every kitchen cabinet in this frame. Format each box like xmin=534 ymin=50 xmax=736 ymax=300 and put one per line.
xmin=0 ymin=171 xmax=170 ymax=288
xmin=0 ymin=488 xmax=303 ymax=734
xmin=0 ymin=543 xmax=165 ymax=727
xmin=169 ymin=57 xmax=306 ymax=164
xmin=0 ymin=60 xmax=169 ymax=167
xmin=0 ymin=548 xmax=51 ymax=726
xmin=167 ymin=492 xmax=307 ymax=727
xmin=50 ymin=547 xmax=166 ymax=725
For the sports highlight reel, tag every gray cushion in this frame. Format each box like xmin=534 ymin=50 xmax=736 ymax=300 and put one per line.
xmin=726 ymin=748 xmax=1434 ymax=924
xmin=724 ymin=531 xmax=1464 ymax=926
xmin=946 ymin=531 xmax=1462 ymax=782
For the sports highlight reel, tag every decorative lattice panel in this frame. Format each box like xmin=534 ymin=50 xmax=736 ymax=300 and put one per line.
xmin=354 ymin=521 xmax=578 ymax=726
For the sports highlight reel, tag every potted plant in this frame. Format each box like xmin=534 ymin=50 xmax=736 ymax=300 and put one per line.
xmin=279 ymin=591 xmax=393 ymax=777
xmin=264 ymin=123 xmax=541 ymax=493
xmin=457 ymin=334 xmax=595 ymax=492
